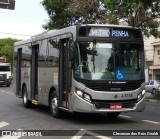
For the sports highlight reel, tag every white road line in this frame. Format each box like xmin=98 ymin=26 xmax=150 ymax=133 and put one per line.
xmin=119 ymin=115 xmax=132 ymax=119
xmin=5 ymin=92 xmax=13 ymax=95
xmin=0 ymin=121 xmax=9 ymax=128
xmin=71 ymin=129 xmax=112 ymax=139
xmin=142 ymin=120 xmax=160 ymax=125
xmin=0 ymin=136 xmax=21 ymax=139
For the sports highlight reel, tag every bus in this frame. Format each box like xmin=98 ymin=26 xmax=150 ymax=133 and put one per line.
xmin=12 ymin=24 xmax=145 ymax=118
xmin=0 ymin=63 xmax=12 ymax=87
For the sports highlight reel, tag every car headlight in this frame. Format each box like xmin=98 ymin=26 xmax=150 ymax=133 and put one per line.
xmin=137 ymin=90 xmax=145 ymax=101
xmin=75 ymin=89 xmax=92 ymax=103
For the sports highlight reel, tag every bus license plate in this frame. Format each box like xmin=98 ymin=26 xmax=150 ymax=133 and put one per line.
xmin=110 ymin=104 xmax=122 ymax=109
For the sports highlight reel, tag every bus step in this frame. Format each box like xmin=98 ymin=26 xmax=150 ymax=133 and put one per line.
xmin=32 ymin=100 xmax=38 ymax=105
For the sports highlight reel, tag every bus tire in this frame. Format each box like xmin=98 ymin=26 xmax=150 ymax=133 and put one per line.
xmin=107 ymin=112 xmax=120 ymax=118
xmin=50 ymin=92 xmax=62 ymax=118
xmin=23 ymin=86 xmax=32 ymax=108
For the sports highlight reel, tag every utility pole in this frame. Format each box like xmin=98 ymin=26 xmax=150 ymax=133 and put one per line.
xmin=0 ymin=0 xmax=15 ymax=10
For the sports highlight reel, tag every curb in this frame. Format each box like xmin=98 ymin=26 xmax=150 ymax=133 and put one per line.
xmin=145 ymin=99 xmax=160 ymax=103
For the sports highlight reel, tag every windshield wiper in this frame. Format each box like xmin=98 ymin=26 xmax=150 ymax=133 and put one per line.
xmin=91 ymin=48 xmax=97 ymax=73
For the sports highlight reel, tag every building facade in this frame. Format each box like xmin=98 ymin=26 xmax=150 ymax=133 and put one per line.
xmin=149 ymin=41 xmax=160 ymax=80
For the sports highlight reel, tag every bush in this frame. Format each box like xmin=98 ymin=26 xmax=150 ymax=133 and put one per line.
xmin=151 ymin=91 xmax=160 ymax=101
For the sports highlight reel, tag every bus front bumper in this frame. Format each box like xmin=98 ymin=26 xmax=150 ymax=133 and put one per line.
xmin=72 ymin=94 xmax=145 ymax=113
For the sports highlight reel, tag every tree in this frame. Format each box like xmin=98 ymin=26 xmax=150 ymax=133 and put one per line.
xmin=42 ymin=0 xmax=160 ymax=37
xmin=41 ymin=0 xmax=69 ymax=29
xmin=41 ymin=0 xmax=105 ymax=29
xmin=67 ymin=0 xmax=104 ymax=25
xmin=0 ymin=38 xmax=19 ymax=65
xmin=103 ymin=0 xmax=160 ymax=38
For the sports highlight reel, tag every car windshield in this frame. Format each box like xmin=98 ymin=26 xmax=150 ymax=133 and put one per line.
xmin=73 ymin=42 xmax=144 ymax=81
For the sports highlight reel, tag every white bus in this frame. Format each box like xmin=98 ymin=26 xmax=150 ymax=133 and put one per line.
xmin=12 ymin=24 xmax=145 ymax=118
xmin=0 ymin=63 xmax=12 ymax=87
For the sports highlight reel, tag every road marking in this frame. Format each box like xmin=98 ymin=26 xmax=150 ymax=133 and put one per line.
xmin=0 ymin=121 xmax=9 ymax=128
xmin=71 ymin=129 xmax=112 ymax=139
xmin=0 ymin=136 xmax=21 ymax=139
xmin=5 ymin=92 xmax=13 ymax=95
xmin=142 ymin=120 xmax=160 ymax=125
xmin=119 ymin=115 xmax=132 ymax=119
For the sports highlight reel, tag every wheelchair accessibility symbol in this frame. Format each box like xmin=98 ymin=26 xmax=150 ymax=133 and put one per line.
xmin=116 ymin=70 xmax=124 ymax=80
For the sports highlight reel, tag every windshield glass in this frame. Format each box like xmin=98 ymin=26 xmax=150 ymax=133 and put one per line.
xmin=0 ymin=66 xmax=11 ymax=71
xmin=74 ymin=42 xmax=144 ymax=80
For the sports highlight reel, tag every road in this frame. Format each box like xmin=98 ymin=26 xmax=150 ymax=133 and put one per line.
xmin=0 ymin=87 xmax=160 ymax=139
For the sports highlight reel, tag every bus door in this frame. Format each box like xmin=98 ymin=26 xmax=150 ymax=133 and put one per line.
xmin=31 ymin=44 xmax=39 ymax=101
xmin=59 ymin=38 xmax=72 ymax=109
xmin=16 ymin=48 xmax=22 ymax=96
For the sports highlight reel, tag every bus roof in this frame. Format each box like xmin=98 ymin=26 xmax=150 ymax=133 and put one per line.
xmin=14 ymin=24 xmax=138 ymax=46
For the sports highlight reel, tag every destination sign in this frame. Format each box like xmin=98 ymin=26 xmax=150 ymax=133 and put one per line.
xmin=89 ymin=28 xmax=129 ymax=37
xmin=89 ymin=28 xmax=110 ymax=37
xmin=112 ymin=30 xmax=129 ymax=37
xmin=78 ymin=26 xmax=142 ymax=38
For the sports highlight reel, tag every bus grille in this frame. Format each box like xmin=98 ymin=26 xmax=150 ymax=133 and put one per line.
xmin=92 ymin=99 xmax=137 ymax=109
xmin=75 ymin=78 xmax=143 ymax=91
xmin=0 ymin=74 xmax=7 ymax=81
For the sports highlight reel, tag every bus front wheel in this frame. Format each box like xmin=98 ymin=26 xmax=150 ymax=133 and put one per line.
xmin=23 ymin=86 xmax=32 ymax=108
xmin=50 ymin=92 xmax=62 ymax=118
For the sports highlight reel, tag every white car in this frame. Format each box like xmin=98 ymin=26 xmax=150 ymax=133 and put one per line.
xmin=145 ymin=80 xmax=160 ymax=94
xmin=0 ymin=63 xmax=12 ymax=87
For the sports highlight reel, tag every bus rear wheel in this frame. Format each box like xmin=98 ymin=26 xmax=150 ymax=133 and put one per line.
xmin=23 ymin=86 xmax=32 ymax=108
xmin=50 ymin=92 xmax=62 ymax=118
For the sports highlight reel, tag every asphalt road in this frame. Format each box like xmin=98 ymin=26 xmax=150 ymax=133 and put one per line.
xmin=0 ymin=86 xmax=160 ymax=139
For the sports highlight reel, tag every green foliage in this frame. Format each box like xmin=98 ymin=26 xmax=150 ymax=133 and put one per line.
xmin=41 ymin=0 xmax=160 ymax=38
xmin=41 ymin=0 xmax=70 ymax=29
xmin=41 ymin=0 xmax=105 ymax=29
xmin=103 ymin=0 xmax=160 ymax=38
xmin=0 ymin=38 xmax=19 ymax=65
xmin=151 ymin=91 xmax=160 ymax=101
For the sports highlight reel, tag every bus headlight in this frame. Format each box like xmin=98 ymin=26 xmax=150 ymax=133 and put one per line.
xmin=137 ymin=90 xmax=145 ymax=101
xmin=75 ymin=89 xmax=92 ymax=103
xmin=76 ymin=90 xmax=83 ymax=97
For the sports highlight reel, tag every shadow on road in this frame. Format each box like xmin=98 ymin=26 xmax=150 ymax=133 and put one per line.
xmin=27 ymin=104 xmax=138 ymax=125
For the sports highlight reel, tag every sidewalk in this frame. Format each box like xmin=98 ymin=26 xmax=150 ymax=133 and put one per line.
xmin=145 ymin=98 xmax=160 ymax=103
xmin=145 ymin=92 xmax=160 ymax=103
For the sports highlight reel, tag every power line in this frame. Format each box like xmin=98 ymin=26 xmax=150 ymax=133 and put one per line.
xmin=0 ymin=31 xmax=32 ymax=37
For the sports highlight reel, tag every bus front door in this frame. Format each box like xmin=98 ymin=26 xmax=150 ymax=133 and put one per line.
xmin=31 ymin=45 xmax=39 ymax=101
xmin=59 ymin=38 xmax=72 ymax=109
xmin=16 ymin=48 xmax=22 ymax=96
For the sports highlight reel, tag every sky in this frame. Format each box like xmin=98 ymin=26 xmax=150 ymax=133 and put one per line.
xmin=0 ymin=0 xmax=48 ymax=40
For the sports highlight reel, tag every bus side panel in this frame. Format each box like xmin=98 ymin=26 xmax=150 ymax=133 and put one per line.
xmin=38 ymin=39 xmax=59 ymax=106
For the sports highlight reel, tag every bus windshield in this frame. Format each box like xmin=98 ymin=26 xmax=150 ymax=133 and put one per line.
xmin=74 ymin=42 xmax=144 ymax=80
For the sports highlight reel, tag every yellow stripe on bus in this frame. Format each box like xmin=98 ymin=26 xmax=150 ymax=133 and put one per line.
xmin=32 ymin=100 xmax=38 ymax=105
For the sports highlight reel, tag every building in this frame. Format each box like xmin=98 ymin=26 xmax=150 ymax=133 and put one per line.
xmin=149 ymin=41 xmax=160 ymax=80
xmin=0 ymin=57 xmax=6 ymax=63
